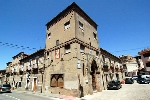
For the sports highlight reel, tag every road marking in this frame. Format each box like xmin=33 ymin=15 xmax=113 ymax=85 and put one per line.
xmin=2 ymin=94 xmax=20 ymax=100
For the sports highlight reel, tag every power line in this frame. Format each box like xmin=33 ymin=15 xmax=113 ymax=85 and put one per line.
xmin=0 ymin=41 xmax=37 ymax=50
xmin=111 ymin=46 xmax=150 ymax=53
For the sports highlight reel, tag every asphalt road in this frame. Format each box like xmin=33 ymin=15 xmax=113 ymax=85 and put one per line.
xmin=1 ymin=82 xmax=150 ymax=100
xmin=0 ymin=91 xmax=56 ymax=100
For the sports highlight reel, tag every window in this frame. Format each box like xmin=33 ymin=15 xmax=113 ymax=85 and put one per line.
xmin=80 ymin=44 xmax=85 ymax=52
xmin=109 ymin=58 xmax=111 ymax=64
xmin=79 ymin=21 xmax=83 ymax=29
xmin=47 ymin=52 xmax=50 ymax=59
xmin=90 ymin=49 xmax=92 ymax=54
xmin=96 ymin=51 xmax=99 ymax=57
xmin=56 ymin=40 xmax=59 ymax=46
xmin=83 ymin=63 xmax=85 ymax=76
xmin=64 ymin=21 xmax=70 ymax=30
xmin=146 ymin=62 xmax=150 ymax=67
xmin=21 ymin=62 xmax=24 ymax=71
xmin=55 ymin=49 xmax=60 ymax=59
xmin=93 ymin=32 xmax=97 ymax=39
xmin=35 ymin=57 xmax=39 ymax=68
xmin=102 ymin=55 xmax=105 ymax=62
xmin=65 ymin=44 xmax=71 ymax=53
xmin=29 ymin=59 xmax=32 ymax=67
xmin=47 ymin=33 xmax=51 ymax=39
xmin=27 ymin=62 xmax=31 ymax=71
xmin=77 ymin=60 xmax=81 ymax=69
xmin=50 ymin=74 xmax=64 ymax=88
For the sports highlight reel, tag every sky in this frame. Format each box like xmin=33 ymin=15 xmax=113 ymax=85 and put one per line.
xmin=0 ymin=0 xmax=150 ymax=69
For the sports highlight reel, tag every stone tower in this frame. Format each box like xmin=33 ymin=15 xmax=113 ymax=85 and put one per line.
xmin=44 ymin=2 xmax=101 ymax=97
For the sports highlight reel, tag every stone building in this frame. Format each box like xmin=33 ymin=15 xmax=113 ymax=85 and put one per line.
xmin=138 ymin=48 xmax=150 ymax=75
xmin=100 ymin=48 xmax=125 ymax=90
xmin=2 ymin=2 xmax=127 ymax=97
xmin=119 ymin=55 xmax=138 ymax=77
xmin=8 ymin=52 xmax=28 ymax=89
xmin=5 ymin=62 xmax=12 ymax=84
xmin=43 ymin=2 xmax=101 ymax=97
xmin=134 ymin=56 xmax=145 ymax=76
xmin=0 ymin=70 xmax=6 ymax=85
xmin=19 ymin=49 xmax=45 ymax=92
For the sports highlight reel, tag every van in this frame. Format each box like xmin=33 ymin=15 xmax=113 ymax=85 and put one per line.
xmin=141 ymin=75 xmax=150 ymax=81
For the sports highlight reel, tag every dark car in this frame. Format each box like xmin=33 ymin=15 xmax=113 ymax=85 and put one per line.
xmin=0 ymin=84 xmax=11 ymax=93
xmin=107 ymin=80 xmax=122 ymax=90
xmin=125 ymin=77 xmax=134 ymax=84
xmin=137 ymin=78 xmax=149 ymax=84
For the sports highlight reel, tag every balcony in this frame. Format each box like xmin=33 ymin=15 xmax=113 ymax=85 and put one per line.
xmin=103 ymin=62 xmax=109 ymax=68
xmin=6 ymin=73 xmax=10 ymax=77
xmin=102 ymin=63 xmax=110 ymax=72
xmin=19 ymin=70 xmax=24 ymax=75
xmin=26 ymin=69 xmax=31 ymax=74
xmin=115 ymin=65 xmax=119 ymax=72
xmin=32 ymin=68 xmax=38 ymax=74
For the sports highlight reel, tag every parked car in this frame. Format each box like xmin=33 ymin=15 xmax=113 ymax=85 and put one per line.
xmin=137 ymin=78 xmax=149 ymax=84
xmin=125 ymin=77 xmax=134 ymax=84
xmin=141 ymin=75 xmax=150 ymax=82
xmin=132 ymin=75 xmax=138 ymax=80
xmin=0 ymin=84 xmax=11 ymax=93
xmin=107 ymin=80 xmax=122 ymax=90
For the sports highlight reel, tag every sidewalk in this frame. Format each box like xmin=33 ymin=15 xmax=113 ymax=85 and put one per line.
xmin=12 ymin=90 xmax=85 ymax=100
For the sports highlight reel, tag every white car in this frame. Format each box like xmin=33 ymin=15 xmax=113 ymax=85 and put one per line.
xmin=132 ymin=75 xmax=138 ymax=80
xmin=141 ymin=75 xmax=150 ymax=81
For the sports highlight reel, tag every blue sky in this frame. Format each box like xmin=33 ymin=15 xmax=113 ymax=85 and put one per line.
xmin=0 ymin=0 xmax=150 ymax=69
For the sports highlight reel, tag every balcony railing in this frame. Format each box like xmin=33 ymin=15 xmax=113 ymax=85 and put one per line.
xmin=6 ymin=73 xmax=10 ymax=77
xmin=103 ymin=62 xmax=108 ymax=68
xmin=26 ymin=69 xmax=31 ymax=74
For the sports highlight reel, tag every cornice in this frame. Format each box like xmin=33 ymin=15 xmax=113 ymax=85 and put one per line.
xmin=46 ymin=38 xmax=99 ymax=52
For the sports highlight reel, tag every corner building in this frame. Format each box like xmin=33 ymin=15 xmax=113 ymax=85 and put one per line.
xmin=44 ymin=2 xmax=101 ymax=97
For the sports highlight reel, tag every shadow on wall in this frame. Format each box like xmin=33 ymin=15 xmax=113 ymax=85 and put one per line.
xmin=79 ymin=84 xmax=84 ymax=98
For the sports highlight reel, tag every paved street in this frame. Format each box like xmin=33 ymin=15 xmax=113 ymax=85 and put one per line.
xmin=0 ymin=82 xmax=150 ymax=100
xmin=82 ymin=82 xmax=150 ymax=100
xmin=0 ymin=91 xmax=58 ymax=100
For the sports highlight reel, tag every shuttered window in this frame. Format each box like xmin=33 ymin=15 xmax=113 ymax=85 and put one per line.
xmin=50 ymin=74 xmax=64 ymax=88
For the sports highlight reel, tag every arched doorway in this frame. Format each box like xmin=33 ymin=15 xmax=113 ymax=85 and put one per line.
xmin=90 ymin=59 xmax=98 ymax=91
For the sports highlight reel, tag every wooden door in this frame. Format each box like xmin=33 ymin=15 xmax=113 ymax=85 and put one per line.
xmin=33 ymin=78 xmax=36 ymax=91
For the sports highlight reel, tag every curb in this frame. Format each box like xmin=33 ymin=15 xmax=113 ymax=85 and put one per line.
xmin=13 ymin=90 xmax=83 ymax=100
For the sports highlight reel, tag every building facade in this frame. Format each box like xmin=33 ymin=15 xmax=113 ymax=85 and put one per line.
xmin=44 ymin=2 xmax=100 ymax=97
xmin=6 ymin=52 xmax=28 ymax=89
xmin=0 ymin=70 xmax=6 ymax=85
xmin=19 ymin=49 xmax=45 ymax=92
xmin=134 ymin=56 xmax=145 ymax=76
xmin=5 ymin=62 xmax=12 ymax=84
xmin=119 ymin=55 xmax=138 ymax=77
xmin=138 ymin=48 xmax=150 ymax=75
xmin=100 ymin=48 xmax=125 ymax=90
xmin=1 ymin=2 xmax=127 ymax=98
